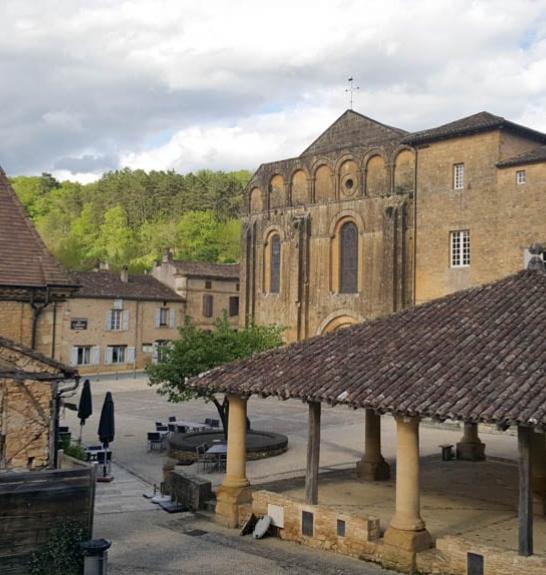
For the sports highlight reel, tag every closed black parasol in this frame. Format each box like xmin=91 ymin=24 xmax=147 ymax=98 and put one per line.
xmin=98 ymin=391 xmax=115 ymax=448
xmin=77 ymin=379 xmax=93 ymax=443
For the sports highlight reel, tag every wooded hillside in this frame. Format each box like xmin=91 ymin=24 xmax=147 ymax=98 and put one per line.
xmin=10 ymin=169 xmax=251 ymax=272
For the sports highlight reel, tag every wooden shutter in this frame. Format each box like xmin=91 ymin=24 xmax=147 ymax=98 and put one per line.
xmin=339 ymin=222 xmax=358 ymax=293
xmin=105 ymin=311 xmax=112 ymax=330
xmin=90 ymin=346 xmax=100 ymax=366
xmin=123 ymin=310 xmax=129 ymax=331
xmin=126 ymin=346 xmax=135 ymax=364
xmin=270 ymin=235 xmax=281 ymax=293
xmin=70 ymin=347 xmax=78 ymax=366
xmin=229 ymin=296 xmax=239 ymax=317
xmin=202 ymin=294 xmax=213 ymax=318
xmin=155 ymin=308 xmax=161 ymax=328
xmin=105 ymin=347 xmax=113 ymax=365
xmin=169 ymin=308 xmax=176 ymax=328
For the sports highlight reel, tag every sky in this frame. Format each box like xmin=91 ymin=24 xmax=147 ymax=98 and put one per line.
xmin=1 ymin=0 xmax=546 ymax=182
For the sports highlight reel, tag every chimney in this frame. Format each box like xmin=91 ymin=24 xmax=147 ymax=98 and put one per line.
xmin=526 ymin=243 xmax=545 ymax=271
xmin=120 ymin=266 xmax=129 ymax=283
xmin=162 ymin=248 xmax=173 ymax=263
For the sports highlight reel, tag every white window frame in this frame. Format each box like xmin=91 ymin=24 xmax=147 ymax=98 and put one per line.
xmin=76 ymin=346 xmax=91 ymax=366
xmin=159 ymin=307 xmax=169 ymax=327
xmin=453 ymin=163 xmax=465 ymax=190
xmin=109 ymin=345 xmax=126 ymax=364
xmin=109 ymin=309 xmax=123 ymax=330
xmin=450 ymin=230 xmax=470 ymax=268
xmin=516 ymin=170 xmax=526 ymax=185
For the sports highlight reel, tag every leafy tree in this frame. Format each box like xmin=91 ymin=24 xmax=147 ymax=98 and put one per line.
xmin=147 ymin=315 xmax=284 ymax=433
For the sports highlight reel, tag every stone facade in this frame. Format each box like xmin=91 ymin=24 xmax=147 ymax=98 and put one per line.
xmin=242 ymin=110 xmax=546 ymax=341
xmin=0 ymin=339 xmax=74 ymax=472
xmin=152 ymin=255 xmax=240 ymax=331
xmin=57 ymin=295 xmax=185 ymax=374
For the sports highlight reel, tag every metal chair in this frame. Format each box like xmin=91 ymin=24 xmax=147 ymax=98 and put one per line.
xmin=176 ymin=425 xmax=187 ymax=434
xmin=147 ymin=432 xmax=163 ymax=451
xmin=168 ymin=416 xmax=177 ymax=422
xmin=195 ymin=443 xmax=210 ymax=472
xmin=155 ymin=422 xmax=164 ymax=430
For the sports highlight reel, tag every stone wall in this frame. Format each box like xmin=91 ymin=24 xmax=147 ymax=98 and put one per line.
xmin=251 ymin=490 xmax=381 ymax=560
xmin=416 ymin=536 xmax=546 ymax=575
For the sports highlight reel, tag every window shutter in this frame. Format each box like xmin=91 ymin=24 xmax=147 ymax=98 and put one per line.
xmin=105 ymin=347 xmax=113 ymax=365
xmin=152 ymin=342 xmax=158 ymax=364
xmin=70 ymin=347 xmax=78 ymax=366
xmin=169 ymin=308 xmax=176 ymax=328
xmin=90 ymin=346 xmax=100 ymax=366
xmin=105 ymin=311 xmax=111 ymax=330
xmin=155 ymin=308 xmax=161 ymax=328
xmin=126 ymin=346 xmax=135 ymax=364
xmin=123 ymin=310 xmax=129 ymax=331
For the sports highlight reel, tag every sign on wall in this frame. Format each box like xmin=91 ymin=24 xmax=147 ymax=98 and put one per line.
xmin=70 ymin=319 xmax=88 ymax=330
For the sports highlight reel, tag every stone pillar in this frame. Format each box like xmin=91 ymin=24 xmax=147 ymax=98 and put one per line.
xmin=531 ymin=431 xmax=546 ymax=515
xmin=356 ymin=409 xmax=390 ymax=480
xmin=456 ymin=422 xmax=486 ymax=461
xmin=215 ymin=395 xmax=251 ymax=528
xmin=383 ymin=416 xmax=431 ymax=570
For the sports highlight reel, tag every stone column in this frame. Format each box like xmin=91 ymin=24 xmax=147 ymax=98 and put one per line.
xmin=356 ymin=409 xmax=390 ymax=480
xmin=215 ymin=395 xmax=251 ymax=527
xmin=531 ymin=431 xmax=546 ymax=515
xmin=456 ymin=422 xmax=486 ymax=461
xmin=384 ymin=416 xmax=431 ymax=568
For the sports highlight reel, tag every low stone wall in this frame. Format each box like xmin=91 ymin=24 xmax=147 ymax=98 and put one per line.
xmin=251 ymin=490 xmax=381 ymax=560
xmin=416 ymin=536 xmax=546 ymax=575
xmin=170 ymin=470 xmax=212 ymax=511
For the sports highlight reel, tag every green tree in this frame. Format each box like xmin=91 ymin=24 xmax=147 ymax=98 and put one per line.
xmin=92 ymin=205 xmax=136 ymax=269
xmin=147 ymin=315 xmax=284 ymax=432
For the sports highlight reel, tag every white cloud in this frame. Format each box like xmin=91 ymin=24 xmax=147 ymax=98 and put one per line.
xmin=0 ymin=0 xmax=545 ymax=181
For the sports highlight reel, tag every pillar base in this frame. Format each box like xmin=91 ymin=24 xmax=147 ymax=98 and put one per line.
xmin=356 ymin=457 xmax=391 ymax=481
xmin=382 ymin=526 xmax=432 ymax=572
xmin=215 ymin=484 xmax=252 ymax=528
xmin=456 ymin=441 xmax=486 ymax=461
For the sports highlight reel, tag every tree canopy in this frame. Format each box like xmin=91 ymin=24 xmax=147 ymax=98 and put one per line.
xmin=10 ymin=169 xmax=251 ymax=272
xmin=147 ymin=315 xmax=284 ymax=430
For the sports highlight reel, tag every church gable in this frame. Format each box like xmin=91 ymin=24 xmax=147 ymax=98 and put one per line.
xmin=300 ymin=110 xmax=407 ymax=156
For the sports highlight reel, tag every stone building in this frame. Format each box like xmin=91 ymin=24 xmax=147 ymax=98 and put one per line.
xmin=0 ymin=335 xmax=76 ymax=471
xmin=241 ymin=110 xmax=546 ymax=340
xmin=152 ymin=253 xmax=240 ymax=331
xmin=0 ymin=167 xmax=78 ymax=355
xmin=59 ymin=269 xmax=185 ymax=374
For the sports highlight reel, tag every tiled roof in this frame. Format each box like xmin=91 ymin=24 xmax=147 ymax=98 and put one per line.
xmin=191 ymin=269 xmax=546 ymax=428
xmin=497 ymin=145 xmax=546 ymax=168
xmin=403 ymin=111 xmax=546 ymax=146
xmin=0 ymin=335 xmax=77 ymax=379
xmin=0 ymin=167 xmax=77 ymax=289
xmin=72 ymin=271 xmax=183 ymax=301
xmin=172 ymin=261 xmax=240 ymax=280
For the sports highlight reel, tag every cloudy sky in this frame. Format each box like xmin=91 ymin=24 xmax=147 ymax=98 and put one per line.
xmin=1 ymin=0 xmax=545 ymax=181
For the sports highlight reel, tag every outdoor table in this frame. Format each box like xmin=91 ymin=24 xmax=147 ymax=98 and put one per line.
xmin=173 ymin=421 xmax=211 ymax=432
xmin=205 ymin=443 xmax=227 ymax=472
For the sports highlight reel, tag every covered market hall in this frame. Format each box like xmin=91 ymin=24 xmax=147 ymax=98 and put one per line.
xmin=190 ymin=265 xmax=546 ymax=574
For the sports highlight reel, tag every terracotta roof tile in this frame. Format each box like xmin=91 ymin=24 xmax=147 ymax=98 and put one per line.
xmin=0 ymin=167 xmax=76 ymax=289
xmin=72 ymin=271 xmax=183 ymax=301
xmin=402 ymin=111 xmax=546 ymax=146
xmin=172 ymin=261 xmax=239 ymax=280
xmin=190 ymin=270 xmax=546 ymax=428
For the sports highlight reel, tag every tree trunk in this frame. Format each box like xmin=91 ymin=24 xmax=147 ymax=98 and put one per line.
xmin=212 ymin=396 xmax=229 ymax=439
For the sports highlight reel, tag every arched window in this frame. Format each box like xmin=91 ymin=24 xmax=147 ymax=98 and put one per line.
xmin=270 ymin=234 xmax=281 ymax=293
xmin=339 ymin=222 xmax=358 ymax=293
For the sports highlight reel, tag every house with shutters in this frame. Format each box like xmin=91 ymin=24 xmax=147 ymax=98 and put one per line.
xmin=58 ymin=268 xmax=184 ymax=373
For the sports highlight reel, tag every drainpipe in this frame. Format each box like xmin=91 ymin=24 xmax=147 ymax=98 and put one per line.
xmin=51 ymin=301 xmax=58 ymax=359
xmin=53 ymin=375 xmax=81 ymax=468
xmin=412 ymin=148 xmax=419 ymax=306
xmin=30 ymin=288 xmax=50 ymax=350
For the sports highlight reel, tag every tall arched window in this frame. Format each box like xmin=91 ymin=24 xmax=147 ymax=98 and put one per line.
xmin=339 ymin=222 xmax=358 ymax=293
xmin=270 ymin=234 xmax=281 ymax=293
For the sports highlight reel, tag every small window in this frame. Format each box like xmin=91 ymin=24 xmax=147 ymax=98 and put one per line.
xmin=205 ymin=280 xmax=212 ymax=289
xmin=453 ymin=163 xmax=465 ymax=190
xmin=203 ymin=294 xmax=213 ymax=318
xmin=336 ymin=519 xmax=346 ymax=537
xmin=270 ymin=234 xmax=281 ymax=294
xmin=109 ymin=345 xmax=126 ymax=364
xmin=236 ymin=282 xmax=240 ymax=292
xmin=450 ymin=230 xmax=470 ymax=267
xmin=155 ymin=340 xmax=170 ymax=363
xmin=302 ymin=511 xmax=314 ymax=537
xmin=76 ymin=346 xmax=91 ymax=366
xmin=159 ymin=307 xmax=169 ymax=327
xmin=109 ymin=309 xmax=123 ymax=330
xmin=229 ymin=296 xmax=239 ymax=317
xmin=516 ymin=170 xmax=526 ymax=184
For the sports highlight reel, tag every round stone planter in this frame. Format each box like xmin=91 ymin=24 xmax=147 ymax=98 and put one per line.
xmin=168 ymin=429 xmax=288 ymax=463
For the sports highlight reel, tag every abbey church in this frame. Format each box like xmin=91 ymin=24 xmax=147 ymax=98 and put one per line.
xmin=241 ymin=110 xmax=546 ymax=341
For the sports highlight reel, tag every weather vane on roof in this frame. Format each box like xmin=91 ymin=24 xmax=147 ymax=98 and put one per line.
xmin=345 ymin=77 xmax=360 ymax=110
